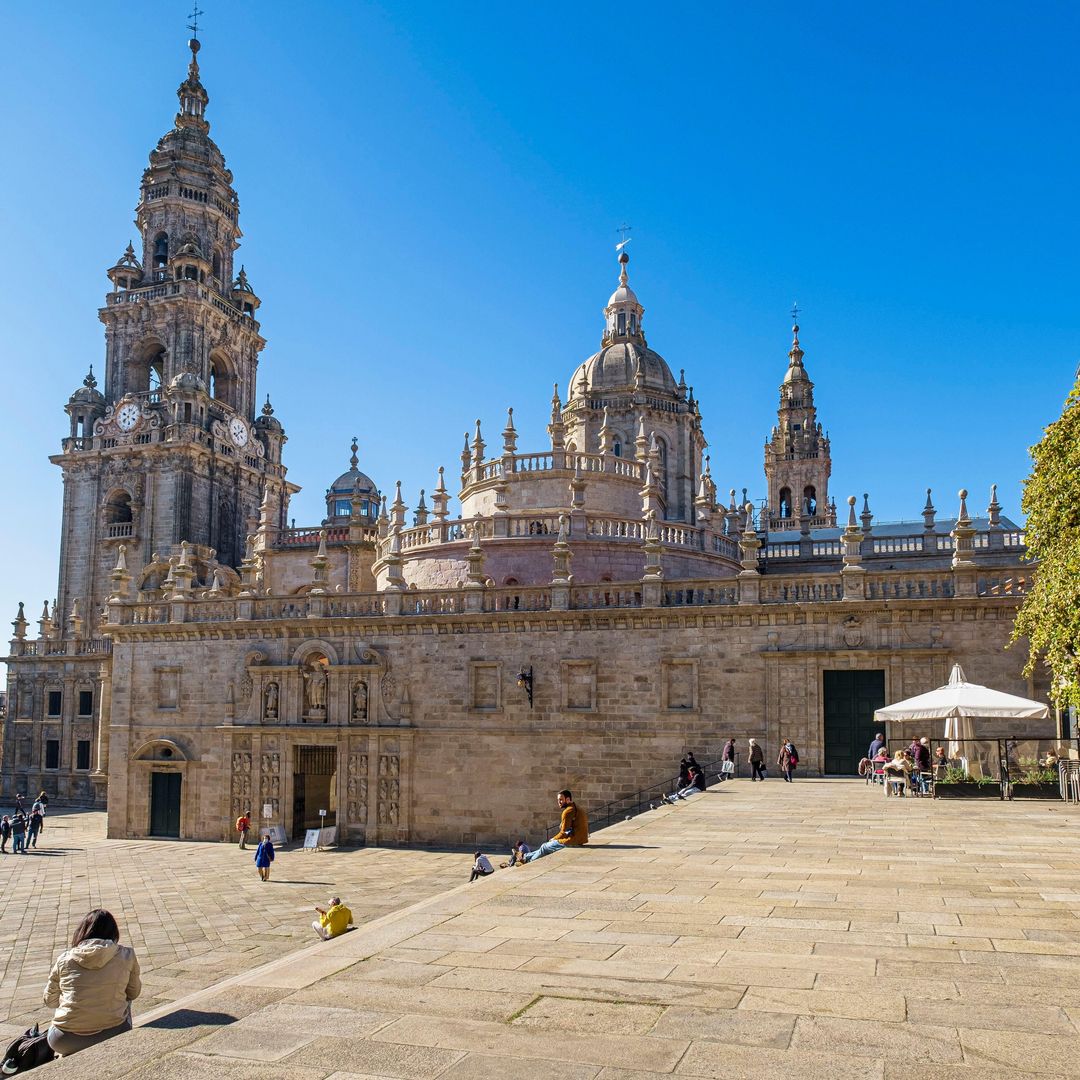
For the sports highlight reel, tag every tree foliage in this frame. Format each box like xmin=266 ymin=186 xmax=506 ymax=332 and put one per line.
xmin=1012 ymin=382 xmax=1080 ymax=709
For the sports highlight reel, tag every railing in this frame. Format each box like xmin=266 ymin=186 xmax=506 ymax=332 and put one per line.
xmin=873 ymin=536 xmax=923 ymax=554
xmin=764 ymin=542 xmax=801 ymax=559
xmin=586 ymin=516 xmax=645 ymax=541
xmin=105 ymin=522 xmax=135 ymax=539
xmin=276 ymin=526 xmax=352 ymax=547
xmin=865 ymin=575 xmax=954 ymax=600
xmin=99 ymin=560 xmax=1032 ymax=629
xmin=545 ymin=755 xmax=730 ymax=837
xmin=8 ymin=638 xmax=113 ymax=657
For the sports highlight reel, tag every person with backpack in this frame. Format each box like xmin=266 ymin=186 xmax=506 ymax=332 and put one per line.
xmin=235 ymin=809 xmax=251 ymax=850
xmin=777 ymin=738 xmax=799 ymax=782
xmin=27 ymin=808 xmax=44 ymax=849
xmin=254 ymin=833 xmax=275 ymax=882
xmin=749 ymin=739 xmax=766 ymax=781
xmin=42 ymin=908 xmax=141 ymax=1057
xmin=0 ymin=815 xmax=10 ymax=854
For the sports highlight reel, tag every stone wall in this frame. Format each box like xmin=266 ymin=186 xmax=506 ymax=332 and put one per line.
xmin=101 ymin=594 xmax=1042 ymax=847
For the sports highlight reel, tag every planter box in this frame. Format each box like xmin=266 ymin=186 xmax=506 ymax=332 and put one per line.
xmin=1010 ymin=782 xmax=1061 ymax=800
xmin=934 ymin=783 xmax=1001 ymax=799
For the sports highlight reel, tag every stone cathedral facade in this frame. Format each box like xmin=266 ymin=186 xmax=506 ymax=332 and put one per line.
xmin=2 ymin=41 xmax=1044 ymax=846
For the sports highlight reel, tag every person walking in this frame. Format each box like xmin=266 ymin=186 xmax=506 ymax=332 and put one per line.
xmin=0 ymin=815 xmax=10 ymax=853
xmin=14 ymin=793 xmax=25 ymax=815
xmin=749 ymin=739 xmax=766 ymax=781
xmin=37 ymin=791 xmax=49 ymax=814
xmin=720 ymin=737 xmax=737 ymax=781
xmin=777 ymin=739 xmax=798 ymax=782
xmin=254 ymin=834 xmax=275 ymax=882
xmin=11 ymin=812 xmax=27 ymax=854
xmin=27 ymin=807 xmax=44 ymax=849
xmin=43 ymin=908 xmax=141 ymax=1057
xmin=235 ymin=810 xmax=251 ymax=850
xmin=868 ymin=732 xmax=886 ymax=759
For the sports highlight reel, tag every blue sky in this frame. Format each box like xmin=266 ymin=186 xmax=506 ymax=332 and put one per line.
xmin=1 ymin=0 xmax=1077 ymax=643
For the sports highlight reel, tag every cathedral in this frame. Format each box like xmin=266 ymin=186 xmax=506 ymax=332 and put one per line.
xmin=2 ymin=40 xmax=1042 ymax=846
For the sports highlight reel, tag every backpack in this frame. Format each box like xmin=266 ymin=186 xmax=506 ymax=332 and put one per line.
xmin=787 ymin=745 xmax=799 ymax=765
xmin=2 ymin=1024 xmax=55 ymax=1074
xmin=857 ymin=756 xmax=871 ymax=777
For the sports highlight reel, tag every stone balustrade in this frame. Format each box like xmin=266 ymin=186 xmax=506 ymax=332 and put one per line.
xmin=95 ymin=561 xmax=1027 ymax=630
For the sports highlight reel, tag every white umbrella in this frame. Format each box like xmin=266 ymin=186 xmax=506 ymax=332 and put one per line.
xmin=875 ymin=664 xmax=1049 ymax=775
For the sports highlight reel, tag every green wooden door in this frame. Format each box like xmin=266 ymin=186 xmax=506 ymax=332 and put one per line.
xmin=149 ymin=772 xmax=182 ymax=837
xmin=823 ymin=670 xmax=885 ymax=775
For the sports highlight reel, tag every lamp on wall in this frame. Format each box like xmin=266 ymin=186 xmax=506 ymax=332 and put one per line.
xmin=516 ymin=666 xmax=533 ymax=708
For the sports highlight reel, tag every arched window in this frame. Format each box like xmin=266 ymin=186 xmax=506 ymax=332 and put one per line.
xmin=212 ymin=250 xmax=222 ymax=281
xmin=153 ymin=233 xmax=169 ymax=268
xmin=209 ymin=352 xmax=238 ymax=409
xmin=778 ymin=487 xmax=792 ymax=519
xmin=104 ymin=490 xmax=132 ymax=524
xmin=127 ymin=342 xmax=165 ymax=395
xmin=803 ymin=485 xmax=817 ymax=516
xmin=613 ymin=440 xmax=622 ymax=458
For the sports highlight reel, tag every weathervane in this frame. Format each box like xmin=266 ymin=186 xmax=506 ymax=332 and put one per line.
xmin=188 ymin=5 xmax=204 ymax=39
xmin=615 ymin=222 xmax=633 ymax=251
xmin=791 ymin=301 xmax=800 ymax=325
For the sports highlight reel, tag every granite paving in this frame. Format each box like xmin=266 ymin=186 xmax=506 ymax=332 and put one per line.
xmin=17 ymin=778 xmax=1080 ymax=1077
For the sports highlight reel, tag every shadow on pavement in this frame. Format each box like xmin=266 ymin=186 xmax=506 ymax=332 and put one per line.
xmin=144 ymin=1009 xmax=236 ymax=1030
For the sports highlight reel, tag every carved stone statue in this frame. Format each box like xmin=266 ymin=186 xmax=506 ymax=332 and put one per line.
xmin=263 ymin=681 xmax=279 ymax=719
xmin=303 ymin=664 xmax=327 ymax=711
xmin=352 ymin=680 xmax=368 ymax=721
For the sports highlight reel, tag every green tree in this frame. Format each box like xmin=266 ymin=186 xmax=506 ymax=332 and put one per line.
xmin=1012 ymin=382 xmax=1080 ymax=708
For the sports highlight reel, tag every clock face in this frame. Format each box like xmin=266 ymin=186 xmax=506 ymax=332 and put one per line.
xmin=116 ymin=402 xmax=140 ymax=432
xmin=229 ymin=417 xmax=249 ymax=447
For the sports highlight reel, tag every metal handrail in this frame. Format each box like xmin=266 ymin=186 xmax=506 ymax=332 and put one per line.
xmin=544 ymin=755 xmax=734 ymax=837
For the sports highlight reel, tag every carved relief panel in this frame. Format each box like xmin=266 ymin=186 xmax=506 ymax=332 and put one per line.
xmin=377 ymin=741 xmax=400 ymax=827
xmin=230 ymin=736 xmax=253 ymax=818
xmin=346 ymin=743 xmax=369 ymax=830
xmin=260 ymin=737 xmax=281 ymax=820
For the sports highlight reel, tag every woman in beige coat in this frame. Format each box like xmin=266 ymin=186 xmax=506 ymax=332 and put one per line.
xmin=43 ymin=909 xmax=141 ymax=1056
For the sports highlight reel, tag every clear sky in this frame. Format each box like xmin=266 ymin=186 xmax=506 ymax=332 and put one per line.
xmin=1 ymin=1 xmax=1077 ymax=651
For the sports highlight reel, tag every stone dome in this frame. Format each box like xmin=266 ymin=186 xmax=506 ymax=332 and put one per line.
xmin=329 ymin=466 xmax=379 ymax=497
xmin=68 ymin=368 xmax=105 ymax=407
xmin=169 ymin=371 xmax=207 ymax=393
xmin=569 ymin=341 xmax=677 ymax=398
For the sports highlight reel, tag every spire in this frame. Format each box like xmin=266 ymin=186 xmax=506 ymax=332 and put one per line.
xmin=349 ymin=436 xmax=359 ymax=471
xmin=84 ymin=366 xmax=97 ymax=391
xmin=502 ymin=408 xmax=517 ymax=455
xmin=603 ymin=250 xmax=645 ymax=346
xmin=262 ymin=395 xmax=274 ymax=417
xmin=783 ymin=319 xmax=808 ymax=384
xmin=176 ymin=36 xmax=210 ymax=132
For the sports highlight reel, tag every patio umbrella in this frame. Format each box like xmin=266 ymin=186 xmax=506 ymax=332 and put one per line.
xmin=875 ymin=664 xmax=1049 ymax=770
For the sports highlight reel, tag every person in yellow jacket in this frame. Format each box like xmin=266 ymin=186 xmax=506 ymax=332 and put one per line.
xmin=312 ymin=897 xmax=352 ymax=940
xmin=521 ymin=790 xmax=588 ymax=863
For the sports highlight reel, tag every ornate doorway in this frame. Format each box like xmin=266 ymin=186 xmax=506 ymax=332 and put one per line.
xmin=293 ymin=745 xmax=337 ymax=833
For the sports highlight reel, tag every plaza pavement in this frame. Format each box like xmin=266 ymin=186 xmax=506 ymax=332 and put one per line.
xmin=0 ymin=810 xmax=467 ymax=1035
xmin=19 ymin=778 xmax=1080 ymax=1078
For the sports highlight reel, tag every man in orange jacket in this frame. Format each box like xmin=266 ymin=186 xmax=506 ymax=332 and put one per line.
xmin=521 ymin=790 xmax=589 ymax=863
xmin=235 ymin=810 xmax=251 ymax=849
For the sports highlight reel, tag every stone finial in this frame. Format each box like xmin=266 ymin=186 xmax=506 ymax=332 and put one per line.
xmin=262 ymin=395 xmax=275 ymax=417
xmin=12 ymin=602 xmax=27 ymax=640
xmin=569 ymin=459 xmax=587 ymax=511
xmin=729 ymin=488 xmax=738 ymax=513
xmin=431 ymin=467 xmax=450 ymax=523
xmin=635 ymin=414 xmax=648 ymax=461
xmin=390 ymin=481 xmax=407 ymax=529
xmin=598 ymin=406 xmax=614 ymax=454
xmin=38 ymin=600 xmax=53 ymax=639
xmin=860 ymin=493 xmax=873 ymax=535
xmin=678 ymin=368 xmax=687 ymax=394
xmin=83 ymin=365 xmax=98 ymax=391
xmin=471 ymin=419 xmax=485 ymax=464
xmin=309 ymin=530 xmax=331 ymax=595
xmin=68 ymin=598 xmax=83 ymax=639
xmin=547 ymin=384 xmax=566 ymax=451
xmin=922 ymin=487 xmax=936 ymax=532
xmin=551 ymin=513 xmax=573 ymax=585
xmin=957 ymin=487 xmax=970 ymax=526
xmin=987 ymin=483 xmax=1002 ymax=529
xmin=502 ymin=408 xmax=517 ymax=454
xmin=464 ymin=522 xmax=486 ymax=588
xmin=460 ymin=432 xmax=472 ymax=474
xmin=550 ymin=383 xmax=562 ymax=422
xmin=349 ymin=436 xmax=359 ymax=470
xmin=414 ymin=489 xmax=428 ymax=527
xmin=846 ymin=494 xmax=858 ymax=530
xmin=377 ymin=495 xmax=389 ymax=525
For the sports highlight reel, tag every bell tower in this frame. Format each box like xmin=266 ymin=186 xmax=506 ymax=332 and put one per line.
xmin=52 ymin=35 xmax=293 ymax=633
xmin=763 ymin=321 xmax=836 ymax=530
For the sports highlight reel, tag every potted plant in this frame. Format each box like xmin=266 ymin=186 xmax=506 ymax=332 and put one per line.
xmin=1009 ymin=761 xmax=1061 ymax=799
xmin=934 ymin=766 xmax=1002 ymax=799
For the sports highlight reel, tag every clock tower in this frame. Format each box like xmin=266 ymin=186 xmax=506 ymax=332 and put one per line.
xmin=54 ymin=36 xmax=292 ymax=633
